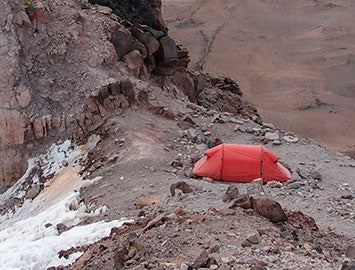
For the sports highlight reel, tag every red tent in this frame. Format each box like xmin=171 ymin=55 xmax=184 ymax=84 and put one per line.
xmin=193 ymin=143 xmax=291 ymax=183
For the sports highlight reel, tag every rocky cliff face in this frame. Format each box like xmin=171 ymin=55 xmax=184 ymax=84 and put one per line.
xmin=89 ymin=0 xmax=168 ymax=33
xmin=0 ymin=0 xmax=257 ymax=190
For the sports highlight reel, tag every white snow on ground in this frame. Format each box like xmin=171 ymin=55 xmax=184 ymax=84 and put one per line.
xmin=0 ymin=136 xmax=132 ymax=269
xmin=0 ymin=192 xmax=131 ymax=270
xmin=0 ymin=135 xmax=101 ymax=227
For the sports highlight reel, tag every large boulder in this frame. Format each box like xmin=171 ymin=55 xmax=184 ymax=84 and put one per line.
xmin=251 ymin=196 xmax=288 ymax=223
xmin=130 ymin=27 xmax=160 ymax=56
xmin=112 ymin=28 xmax=134 ymax=60
xmin=155 ymin=36 xmax=179 ymax=66
xmin=168 ymin=70 xmax=196 ymax=102
xmin=122 ymin=50 xmax=143 ymax=71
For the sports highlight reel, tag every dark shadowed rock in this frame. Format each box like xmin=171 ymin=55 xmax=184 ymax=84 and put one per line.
xmin=131 ymin=28 xmax=160 ymax=56
xmin=310 ymin=170 xmax=322 ymax=180
xmin=241 ymin=240 xmax=252 ymax=248
xmin=113 ymin=247 xmax=128 ymax=270
xmin=247 ymin=235 xmax=260 ymax=244
xmin=191 ymin=251 xmax=217 ymax=269
xmin=120 ymin=79 xmax=135 ymax=105
xmin=112 ymin=28 xmax=134 ymax=60
xmin=222 ymin=185 xmax=240 ymax=202
xmin=156 ymin=36 xmax=179 ymax=65
xmin=251 ymin=196 xmax=288 ymax=223
xmin=168 ymin=70 xmax=196 ymax=102
xmin=170 ymin=181 xmax=193 ymax=196
xmin=251 ymin=265 xmax=267 ymax=270
xmin=170 ymin=159 xmax=183 ymax=168
xmin=89 ymin=0 xmax=167 ymax=32
xmin=178 ymin=115 xmax=196 ymax=130
xmin=229 ymin=194 xmax=252 ymax=209
xmin=133 ymin=41 xmax=148 ymax=59
xmin=341 ymin=261 xmax=355 ymax=270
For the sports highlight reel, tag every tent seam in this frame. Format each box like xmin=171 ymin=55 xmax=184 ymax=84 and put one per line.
xmin=220 ymin=143 xmax=224 ymax=181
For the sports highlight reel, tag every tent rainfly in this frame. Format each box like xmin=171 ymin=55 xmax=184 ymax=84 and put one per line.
xmin=193 ymin=143 xmax=291 ymax=183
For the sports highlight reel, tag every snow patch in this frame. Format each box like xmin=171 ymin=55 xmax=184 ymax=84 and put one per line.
xmin=0 ymin=135 xmax=132 ymax=269
xmin=0 ymin=192 xmax=131 ymax=269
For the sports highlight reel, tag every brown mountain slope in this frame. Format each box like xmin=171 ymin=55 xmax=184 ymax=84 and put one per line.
xmin=162 ymin=0 xmax=355 ymax=156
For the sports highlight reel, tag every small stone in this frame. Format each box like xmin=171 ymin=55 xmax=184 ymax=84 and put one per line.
xmin=221 ymin=257 xmax=230 ymax=264
xmin=56 ymin=223 xmax=69 ymax=234
xmin=247 ymin=178 xmax=264 ymax=195
xmin=97 ymin=5 xmax=113 ymax=15
xmin=222 ymin=185 xmax=239 ymax=202
xmin=25 ymin=186 xmax=40 ymax=199
xmin=170 ymin=182 xmax=193 ymax=196
xmin=303 ymin=243 xmax=312 ymax=251
xmin=191 ymin=251 xmax=210 ymax=269
xmin=346 ymin=246 xmax=355 ymax=259
xmin=137 ymin=196 xmax=161 ymax=209
xmin=229 ymin=194 xmax=252 ymax=209
xmin=264 ymin=132 xmax=279 ymax=141
xmin=287 ymin=182 xmax=301 ymax=189
xmin=272 ymin=139 xmax=282 ymax=145
xmin=254 ymin=258 xmax=268 ymax=266
xmin=241 ymin=240 xmax=252 ymax=248
xmin=180 ymin=263 xmax=189 ymax=270
xmin=61 ymin=160 xmax=69 ymax=167
xmin=204 ymin=131 xmax=212 ymax=136
xmin=342 ymin=194 xmax=354 ymax=200
xmin=341 ymin=261 xmax=355 ymax=270
xmin=211 ymin=115 xmax=224 ymax=123
xmin=171 ymin=160 xmax=183 ymax=168
xmin=210 ymin=245 xmax=220 ymax=253
xmin=310 ymin=170 xmax=322 ymax=180
xmin=251 ymin=265 xmax=267 ymax=270
xmin=247 ymin=235 xmax=259 ymax=244
xmin=263 ymin=123 xmax=275 ymax=129
xmin=266 ymin=181 xmax=282 ymax=188
xmin=234 ymin=125 xmax=240 ymax=132
xmin=238 ymin=126 xmax=247 ymax=133
xmin=219 ymin=265 xmax=229 ymax=270
xmin=283 ymin=135 xmax=299 ymax=143
xmin=210 ymin=265 xmax=218 ymax=270
xmin=184 ymin=167 xmax=194 ymax=178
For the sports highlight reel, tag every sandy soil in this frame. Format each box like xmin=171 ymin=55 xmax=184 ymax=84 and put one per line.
xmin=162 ymin=0 xmax=355 ymax=155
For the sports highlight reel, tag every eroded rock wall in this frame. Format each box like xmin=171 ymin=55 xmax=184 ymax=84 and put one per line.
xmin=89 ymin=0 xmax=167 ymax=32
xmin=0 ymin=0 xmax=257 ymax=189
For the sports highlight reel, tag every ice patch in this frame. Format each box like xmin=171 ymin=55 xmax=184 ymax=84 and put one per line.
xmin=0 ymin=135 xmax=132 ymax=269
xmin=0 ymin=192 xmax=131 ymax=269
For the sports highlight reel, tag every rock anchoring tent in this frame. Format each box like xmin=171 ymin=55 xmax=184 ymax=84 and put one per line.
xmin=193 ymin=144 xmax=291 ymax=183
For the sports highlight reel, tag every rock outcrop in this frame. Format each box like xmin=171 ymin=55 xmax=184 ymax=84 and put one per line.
xmin=0 ymin=0 xmax=257 ymax=189
xmin=89 ymin=0 xmax=168 ymax=33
